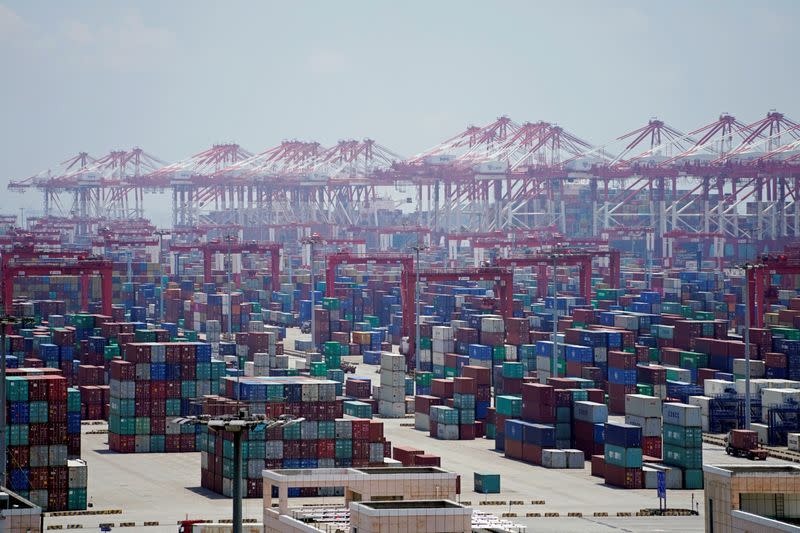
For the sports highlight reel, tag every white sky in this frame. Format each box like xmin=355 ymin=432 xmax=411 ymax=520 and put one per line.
xmin=1 ymin=1 xmax=797 ymax=225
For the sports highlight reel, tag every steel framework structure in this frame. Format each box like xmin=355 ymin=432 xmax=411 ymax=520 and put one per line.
xmin=10 ymin=111 xmax=800 ymax=257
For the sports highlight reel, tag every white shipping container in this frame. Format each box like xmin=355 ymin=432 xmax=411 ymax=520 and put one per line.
xmin=379 ymin=386 xmax=406 ymax=403
xmin=432 ymin=339 xmax=455 ymax=353
xmin=643 ymin=466 xmax=659 ymax=489
xmin=788 ymin=433 xmax=800 ymax=452
xmin=573 ymin=401 xmax=608 ymax=423
xmin=704 ymin=379 xmax=735 ymax=397
xmin=432 ymin=326 xmax=453 ymax=340
xmin=625 ymin=394 xmax=662 ymax=418
xmin=379 ymin=400 xmax=406 ymax=418
xmin=564 ymin=449 xmax=585 ymax=469
xmin=480 ymin=316 xmax=505 ymax=333
xmin=381 ymin=352 xmax=405 ymax=371
xmin=436 ymin=423 xmax=460 ymax=440
xmin=415 ymin=412 xmax=430 ymax=431
xmin=643 ymin=463 xmax=682 ymax=489
xmin=67 ymin=459 xmax=88 ymax=488
xmin=624 ymin=415 xmax=662 ymax=437
xmin=542 ymin=449 xmax=567 ymax=469
xmin=380 ymin=371 xmax=406 ymax=388
xmin=662 ymin=402 xmax=701 ymax=427
xmin=752 ymin=423 xmax=769 ymax=445
xmin=733 ymin=358 xmax=765 ymax=378
xmin=688 ymin=395 xmax=712 ymax=416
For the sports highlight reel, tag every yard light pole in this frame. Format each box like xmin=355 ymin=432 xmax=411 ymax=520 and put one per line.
xmin=224 ymin=234 xmax=237 ymax=342
xmin=550 ymin=250 xmax=564 ymax=379
xmin=176 ymin=413 xmax=298 ymax=533
xmin=411 ymin=243 xmax=427 ymax=372
xmin=155 ymin=229 xmax=168 ymax=324
xmin=301 ymin=233 xmax=323 ymax=350
xmin=742 ymin=262 xmax=755 ymax=430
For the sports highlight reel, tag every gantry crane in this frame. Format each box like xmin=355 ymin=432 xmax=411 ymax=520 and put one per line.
xmin=169 ymin=239 xmax=282 ymax=290
xmin=495 ymin=253 xmax=593 ymax=301
xmin=2 ymin=258 xmax=113 ymax=315
xmin=401 ymin=266 xmax=514 ymax=364
xmin=325 ymin=252 xmax=414 ymax=297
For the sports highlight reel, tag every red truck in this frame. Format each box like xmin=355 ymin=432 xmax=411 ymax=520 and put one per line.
xmin=725 ymin=429 xmax=768 ymax=460
xmin=178 ymin=520 xmax=210 ymax=533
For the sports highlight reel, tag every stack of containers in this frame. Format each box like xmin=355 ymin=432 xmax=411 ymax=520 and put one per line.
xmin=624 ymin=394 xmax=663 ymax=459
xmin=431 ymin=326 xmax=453 ymax=377
xmin=608 ymin=351 xmax=638 ymax=414
xmin=322 ymin=341 xmax=342 ymax=371
xmin=662 ymin=402 xmax=703 ymax=489
xmin=573 ymin=401 xmax=608 ymax=458
xmin=429 ymin=405 xmax=459 ymax=440
xmin=415 ymin=371 xmax=432 ymax=396
xmin=199 ymin=376 xmax=391 ymax=497
xmin=452 ymin=377 xmax=476 ymax=440
xmin=5 ymin=370 xmax=80 ymax=510
xmin=378 ymin=352 xmax=406 ymax=418
xmin=67 ymin=459 xmax=88 ymax=510
xmin=413 ymin=394 xmax=442 ymax=432
xmin=494 ymin=394 xmax=522 ymax=450
xmin=108 ymin=342 xmax=221 ymax=453
xmin=480 ymin=315 xmax=506 ymax=368
xmin=603 ymin=422 xmax=643 ymax=489
xmin=461 ymin=365 xmax=491 ymax=424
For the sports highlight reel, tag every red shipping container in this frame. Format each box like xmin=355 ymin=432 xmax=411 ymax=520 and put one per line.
xmin=393 ymin=446 xmax=424 ymax=466
xmin=521 ymin=443 xmax=542 ymax=465
xmin=368 ymin=420 xmax=384 ymax=441
xmin=642 ymin=436 xmax=662 ymax=459
xmin=461 ymin=365 xmax=491 ymax=386
xmin=608 ymin=351 xmax=637 ymax=370
xmin=432 ymin=379 xmax=454 ymax=399
xmin=591 ymin=455 xmax=605 ymax=478
xmin=413 ymin=454 xmax=441 ymax=467
xmin=504 ymin=437 xmax=523 ymax=460
xmin=731 ymin=429 xmax=759 ymax=450
xmin=459 ymin=424 xmax=475 ymax=440
xmin=604 ymin=463 xmax=642 ymax=489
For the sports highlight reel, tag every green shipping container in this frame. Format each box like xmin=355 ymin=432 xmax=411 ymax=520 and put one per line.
xmin=495 ymin=395 xmax=521 ymax=417
xmin=663 ymin=443 xmax=703 ymax=469
xmin=474 ymin=472 xmax=501 ymax=494
xmin=663 ymin=424 xmax=702 ymax=448
xmin=604 ymin=444 xmax=643 ymax=468
xmin=492 ymin=345 xmax=506 ymax=361
xmin=415 ymin=371 xmax=432 ymax=386
xmin=683 ymin=469 xmax=704 ymax=489
xmin=502 ymin=362 xmax=524 ymax=379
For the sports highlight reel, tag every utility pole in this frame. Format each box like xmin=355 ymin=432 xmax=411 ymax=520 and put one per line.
xmin=551 ymin=253 xmax=559 ymax=379
xmin=743 ymin=263 xmax=754 ymax=430
xmin=411 ymin=243 xmax=427 ymax=372
xmin=224 ymin=234 xmax=236 ymax=343
xmin=154 ymin=229 xmax=168 ymax=324
xmin=301 ymin=233 xmax=323 ymax=350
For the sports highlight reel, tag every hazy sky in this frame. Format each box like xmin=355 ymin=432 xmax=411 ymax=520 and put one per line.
xmin=1 ymin=1 xmax=797 ymax=223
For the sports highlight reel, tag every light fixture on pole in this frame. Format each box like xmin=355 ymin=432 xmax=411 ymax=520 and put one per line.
xmin=174 ymin=412 xmax=302 ymax=533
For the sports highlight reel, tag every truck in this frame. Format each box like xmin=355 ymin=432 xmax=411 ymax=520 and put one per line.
xmin=178 ymin=519 xmax=210 ymax=533
xmin=725 ymin=429 xmax=768 ymax=460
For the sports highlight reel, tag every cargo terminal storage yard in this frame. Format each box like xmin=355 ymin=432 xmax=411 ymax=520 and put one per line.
xmin=2 ymin=3 xmax=800 ymax=532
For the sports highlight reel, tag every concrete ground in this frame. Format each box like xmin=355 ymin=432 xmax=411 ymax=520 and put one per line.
xmin=41 ymin=328 xmax=786 ymax=531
